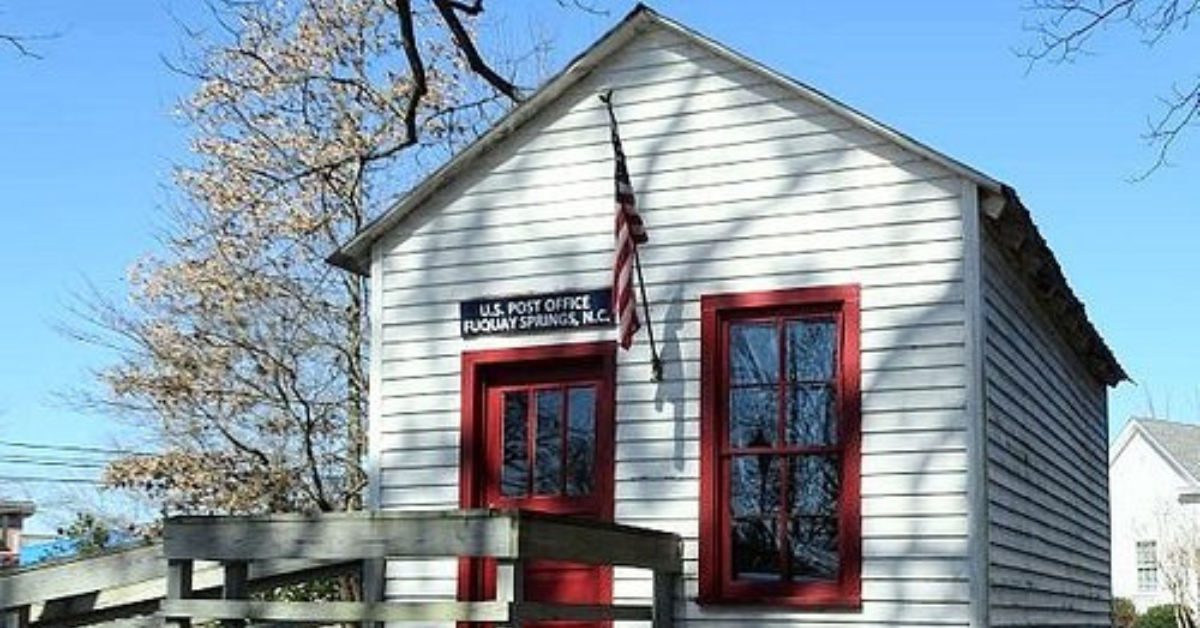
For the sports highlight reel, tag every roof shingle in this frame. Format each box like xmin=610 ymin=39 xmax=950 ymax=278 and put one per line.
xmin=1138 ymin=418 xmax=1200 ymax=483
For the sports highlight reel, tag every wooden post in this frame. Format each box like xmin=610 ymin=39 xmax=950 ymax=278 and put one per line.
xmin=166 ymin=559 xmax=195 ymax=628
xmin=221 ymin=560 xmax=249 ymax=628
xmin=497 ymin=558 xmax=525 ymax=628
xmin=651 ymin=568 xmax=676 ymax=628
xmin=360 ymin=558 xmax=386 ymax=628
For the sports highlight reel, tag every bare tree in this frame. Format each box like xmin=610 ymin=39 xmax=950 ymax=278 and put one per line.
xmin=1021 ymin=0 xmax=1199 ymax=175
xmin=69 ymin=0 xmax=540 ymax=516
xmin=1152 ymin=502 xmax=1200 ymax=627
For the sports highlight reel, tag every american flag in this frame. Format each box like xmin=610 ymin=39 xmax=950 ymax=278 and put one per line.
xmin=608 ymin=100 xmax=647 ymax=350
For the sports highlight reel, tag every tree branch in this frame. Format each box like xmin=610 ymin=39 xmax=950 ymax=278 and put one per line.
xmin=391 ymin=0 xmax=428 ymax=149
xmin=1136 ymin=76 xmax=1200 ymax=178
xmin=1020 ymin=0 xmax=1138 ymax=64
xmin=0 ymin=32 xmax=40 ymax=58
xmin=444 ymin=0 xmax=484 ymax=15
xmin=1022 ymin=0 xmax=1199 ymax=175
xmin=432 ymin=0 xmax=523 ymax=101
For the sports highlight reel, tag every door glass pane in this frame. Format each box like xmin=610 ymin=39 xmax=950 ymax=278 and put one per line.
xmin=732 ymin=518 xmax=780 ymax=581
xmin=730 ymin=323 xmax=778 ymax=384
xmin=730 ymin=387 xmax=779 ymax=448
xmin=787 ymin=384 xmax=837 ymax=445
xmin=566 ymin=386 xmax=596 ymax=496
xmin=787 ymin=318 xmax=836 ymax=382
xmin=730 ymin=454 xmax=783 ymax=517
xmin=501 ymin=391 xmax=529 ymax=497
xmin=534 ymin=389 xmax=564 ymax=496
xmin=789 ymin=516 xmax=838 ymax=581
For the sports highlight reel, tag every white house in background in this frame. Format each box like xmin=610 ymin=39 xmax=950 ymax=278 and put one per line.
xmin=1111 ymin=418 xmax=1200 ymax=611
xmin=330 ymin=5 xmax=1126 ymax=627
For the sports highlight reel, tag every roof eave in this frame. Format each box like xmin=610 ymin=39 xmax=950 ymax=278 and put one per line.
xmin=326 ymin=3 xmax=1011 ymax=276
xmin=324 ymin=5 xmax=1126 ymax=387
xmin=326 ymin=5 xmax=661 ymax=276
xmin=982 ymin=185 xmax=1128 ymax=386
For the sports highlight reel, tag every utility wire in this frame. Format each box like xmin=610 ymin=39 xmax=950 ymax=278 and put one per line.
xmin=0 ymin=475 xmax=104 ymax=486
xmin=0 ymin=457 xmax=109 ymax=470
xmin=0 ymin=439 xmax=152 ymax=457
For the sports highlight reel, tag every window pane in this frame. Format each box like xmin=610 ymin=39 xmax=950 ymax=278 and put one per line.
xmin=787 ymin=318 xmax=836 ymax=382
xmin=566 ymin=386 xmax=596 ymax=496
xmin=1137 ymin=540 xmax=1156 ymax=563
xmin=534 ymin=389 xmax=563 ymax=496
xmin=787 ymin=384 xmax=837 ymax=445
xmin=501 ymin=391 xmax=528 ymax=497
xmin=789 ymin=517 xmax=838 ymax=581
xmin=730 ymin=323 xmax=778 ymax=384
xmin=1137 ymin=540 xmax=1158 ymax=592
xmin=731 ymin=455 xmax=783 ymax=517
xmin=732 ymin=518 xmax=781 ymax=581
xmin=791 ymin=455 xmax=839 ymax=516
xmin=730 ymin=387 xmax=779 ymax=448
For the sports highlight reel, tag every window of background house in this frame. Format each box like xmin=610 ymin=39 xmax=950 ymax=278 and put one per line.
xmin=1137 ymin=540 xmax=1158 ymax=592
xmin=699 ymin=285 xmax=861 ymax=608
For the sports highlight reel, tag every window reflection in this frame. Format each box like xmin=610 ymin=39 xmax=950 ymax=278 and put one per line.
xmin=733 ymin=518 xmax=780 ymax=581
xmin=787 ymin=319 xmax=836 ymax=381
xmin=534 ymin=390 xmax=563 ymax=496
xmin=498 ymin=384 xmax=596 ymax=499
xmin=567 ymin=387 xmax=596 ymax=496
xmin=731 ymin=324 xmax=778 ymax=384
xmin=725 ymin=313 xmax=842 ymax=584
xmin=731 ymin=455 xmax=782 ymax=517
xmin=501 ymin=391 xmax=528 ymax=497
xmin=790 ymin=456 xmax=838 ymax=516
xmin=789 ymin=517 xmax=838 ymax=581
xmin=729 ymin=387 xmax=778 ymax=448
xmin=787 ymin=385 xmax=837 ymax=445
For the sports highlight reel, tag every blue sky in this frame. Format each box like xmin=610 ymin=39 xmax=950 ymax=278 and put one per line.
xmin=1 ymin=2 xmax=1195 ymax=531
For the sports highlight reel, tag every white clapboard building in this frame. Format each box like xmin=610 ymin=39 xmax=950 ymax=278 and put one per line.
xmin=1110 ymin=418 xmax=1200 ymax=611
xmin=329 ymin=6 xmax=1126 ymax=628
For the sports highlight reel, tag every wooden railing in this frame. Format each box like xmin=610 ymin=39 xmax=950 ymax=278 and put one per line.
xmin=0 ymin=510 xmax=682 ymax=628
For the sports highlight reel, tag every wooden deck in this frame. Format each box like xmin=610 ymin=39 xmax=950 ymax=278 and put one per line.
xmin=0 ymin=510 xmax=682 ymax=628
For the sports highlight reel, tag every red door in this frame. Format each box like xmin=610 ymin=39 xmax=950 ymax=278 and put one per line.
xmin=460 ymin=342 xmax=616 ymax=626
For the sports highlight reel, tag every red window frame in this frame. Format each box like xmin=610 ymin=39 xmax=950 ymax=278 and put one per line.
xmin=699 ymin=285 xmax=861 ymax=608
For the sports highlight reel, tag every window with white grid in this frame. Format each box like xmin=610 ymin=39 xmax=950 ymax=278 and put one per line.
xmin=1137 ymin=540 xmax=1158 ymax=592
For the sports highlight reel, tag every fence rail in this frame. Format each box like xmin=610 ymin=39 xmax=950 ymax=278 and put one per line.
xmin=0 ymin=510 xmax=682 ymax=628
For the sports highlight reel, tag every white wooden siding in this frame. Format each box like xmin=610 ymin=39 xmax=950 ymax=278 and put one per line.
xmin=372 ymin=26 xmax=972 ymax=627
xmin=981 ymin=229 xmax=1110 ymax=627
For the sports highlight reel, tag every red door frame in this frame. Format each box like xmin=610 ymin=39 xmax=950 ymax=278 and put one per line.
xmin=458 ymin=341 xmax=618 ymax=609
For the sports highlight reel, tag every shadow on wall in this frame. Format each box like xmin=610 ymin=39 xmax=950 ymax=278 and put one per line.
xmin=653 ymin=294 xmax=687 ymax=468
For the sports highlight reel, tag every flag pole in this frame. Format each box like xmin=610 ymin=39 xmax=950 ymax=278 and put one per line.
xmin=632 ymin=243 xmax=663 ymax=382
xmin=600 ymin=90 xmax=663 ymax=382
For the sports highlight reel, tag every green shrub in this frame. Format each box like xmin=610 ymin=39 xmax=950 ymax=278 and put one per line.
xmin=1136 ymin=604 xmax=1184 ymax=628
xmin=1113 ymin=597 xmax=1137 ymax=628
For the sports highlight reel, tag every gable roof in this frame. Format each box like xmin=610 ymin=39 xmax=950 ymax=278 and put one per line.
xmin=1133 ymin=418 xmax=1200 ymax=485
xmin=327 ymin=4 xmax=1126 ymax=386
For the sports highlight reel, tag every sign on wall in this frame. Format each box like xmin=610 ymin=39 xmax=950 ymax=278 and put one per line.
xmin=460 ymin=288 xmax=614 ymax=337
